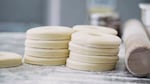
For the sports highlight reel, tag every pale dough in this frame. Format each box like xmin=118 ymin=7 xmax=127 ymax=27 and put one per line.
xmin=73 ymin=25 xmax=117 ymax=35
xmin=25 ymin=40 xmax=69 ymax=49
xmin=26 ymin=26 xmax=74 ymax=40
xmin=71 ymin=41 xmax=119 ymax=49
xmin=25 ymin=47 xmax=69 ymax=58
xmin=71 ymin=31 xmax=121 ymax=46
xmin=66 ymin=58 xmax=116 ymax=71
xmin=24 ymin=55 xmax=66 ymax=65
xmin=69 ymin=52 xmax=119 ymax=63
xmin=0 ymin=52 xmax=22 ymax=68
xmin=69 ymin=42 xmax=119 ymax=55
xmin=69 ymin=49 xmax=117 ymax=56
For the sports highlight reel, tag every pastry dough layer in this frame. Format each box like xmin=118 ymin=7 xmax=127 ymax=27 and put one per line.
xmin=71 ymin=31 xmax=121 ymax=46
xmin=73 ymin=25 xmax=117 ymax=35
xmin=25 ymin=47 xmax=69 ymax=58
xmin=25 ymin=40 xmax=69 ymax=49
xmin=66 ymin=59 xmax=116 ymax=71
xmin=0 ymin=52 xmax=22 ymax=68
xmin=26 ymin=26 xmax=74 ymax=40
xmin=69 ymin=42 xmax=119 ymax=55
xmin=69 ymin=52 xmax=119 ymax=63
xmin=24 ymin=55 xmax=66 ymax=65
xmin=71 ymin=41 xmax=119 ymax=49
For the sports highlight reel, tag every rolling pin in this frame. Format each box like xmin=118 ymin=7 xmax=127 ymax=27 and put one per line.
xmin=122 ymin=19 xmax=150 ymax=77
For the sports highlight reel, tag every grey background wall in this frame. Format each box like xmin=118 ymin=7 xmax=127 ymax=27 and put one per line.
xmin=0 ymin=0 xmax=149 ymax=31
xmin=117 ymin=0 xmax=149 ymax=22
xmin=0 ymin=0 xmax=43 ymax=23
xmin=60 ymin=0 xmax=87 ymax=26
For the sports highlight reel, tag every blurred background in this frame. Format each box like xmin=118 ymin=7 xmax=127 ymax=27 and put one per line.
xmin=0 ymin=0 xmax=149 ymax=32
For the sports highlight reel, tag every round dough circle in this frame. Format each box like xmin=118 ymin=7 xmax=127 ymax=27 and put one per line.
xmin=24 ymin=55 xmax=66 ymax=66
xmin=69 ymin=42 xmax=119 ymax=55
xmin=71 ymin=31 xmax=121 ymax=46
xmin=26 ymin=26 xmax=74 ymax=40
xmin=73 ymin=25 xmax=117 ymax=35
xmin=0 ymin=52 xmax=22 ymax=68
xmin=25 ymin=47 xmax=69 ymax=58
xmin=25 ymin=40 xmax=69 ymax=49
xmin=71 ymin=41 xmax=119 ymax=49
xmin=69 ymin=52 xmax=119 ymax=63
xmin=66 ymin=59 xmax=116 ymax=71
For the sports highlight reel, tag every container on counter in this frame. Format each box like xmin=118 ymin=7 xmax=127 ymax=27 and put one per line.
xmin=139 ymin=3 xmax=150 ymax=28
xmin=139 ymin=3 xmax=150 ymax=38
xmin=87 ymin=0 xmax=121 ymax=31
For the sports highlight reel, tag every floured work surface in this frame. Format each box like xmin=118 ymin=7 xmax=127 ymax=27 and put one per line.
xmin=0 ymin=33 xmax=150 ymax=84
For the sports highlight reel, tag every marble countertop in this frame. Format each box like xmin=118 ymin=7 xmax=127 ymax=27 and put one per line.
xmin=0 ymin=33 xmax=150 ymax=84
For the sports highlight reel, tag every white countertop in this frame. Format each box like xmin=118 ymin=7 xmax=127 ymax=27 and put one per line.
xmin=0 ymin=33 xmax=149 ymax=84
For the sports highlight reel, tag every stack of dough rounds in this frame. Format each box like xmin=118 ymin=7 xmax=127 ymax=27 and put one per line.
xmin=66 ymin=31 xmax=121 ymax=71
xmin=0 ymin=52 xmax=22 ymax=68
xmin=73 ymin=25 xmax=118 ymax=35
xmin=24 ymin=26 xmax=74 ymax=66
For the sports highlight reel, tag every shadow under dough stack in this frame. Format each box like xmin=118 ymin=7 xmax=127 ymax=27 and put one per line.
xmin=24 ymin=26 xmax=73 ymax=65
xmin=66 ymin=25 xmax=121 ymax=71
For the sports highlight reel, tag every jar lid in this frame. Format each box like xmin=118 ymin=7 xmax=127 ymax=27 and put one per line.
xmin=90 ymin=13 xmax=119 ymax=19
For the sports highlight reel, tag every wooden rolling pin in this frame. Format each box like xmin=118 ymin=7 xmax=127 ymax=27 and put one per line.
xmin=122 ymin=19 xmax=150 ymax=77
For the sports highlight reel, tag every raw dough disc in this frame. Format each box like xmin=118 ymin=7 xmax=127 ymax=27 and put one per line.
xmin=73 ymin=25 xmax=117 ymax=35
xmin=71 ymin=41 xmax=119 ymax=49
xmin=69 ymin=42 xmax=119 ymax=55
xmin=25 ymin=40 xmax=69 ymax=49
xmin=0 ymin=52 xmax=22 ymax=68
xmin=71 ymin=31 xmax=121 ymax=46
xmin=24 ymin=55 xmax=66 ymax=65
xmin=69 ymin=49 xmax=117 ymax=56
xmin=25 ymin=47 xmax=69 ymax=58
xmin=66 ymin=58 xmax=116 ymax=71
xmin=69 ymin=52 xmax=119 ymax=63
xmin=26 ymin=26 xmax=74 ymax=40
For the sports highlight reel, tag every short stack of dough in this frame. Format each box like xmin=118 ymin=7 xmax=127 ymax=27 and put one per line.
xmin=66 ymin=30 xmax=121 ymax=71
xmin=24 ymin=26 xmax=74 ymax=66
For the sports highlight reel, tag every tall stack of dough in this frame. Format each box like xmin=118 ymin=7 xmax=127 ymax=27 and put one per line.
xmin=67 ymin=25 xmax=121 ymax=71
xmin=24 ymin=26 xmax=73 ymax=66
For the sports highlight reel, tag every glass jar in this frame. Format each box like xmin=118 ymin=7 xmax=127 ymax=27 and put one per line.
xmin=87 ymin=0 xmax=121 ymax=31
